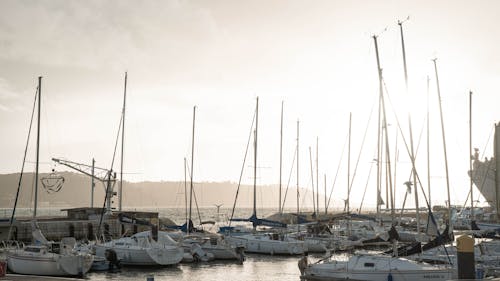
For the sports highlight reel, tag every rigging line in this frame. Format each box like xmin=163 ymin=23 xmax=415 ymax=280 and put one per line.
xmin=97 ymin=106 xmax=124 ymax=240
xmin=229 ymin=109 xmax=256 ymax=225
xmin=348 ymin=97 xmax=376 ymax=199
xmin=358 ymin=160 xmax=375 ymax=213
xmin=326 ymin=132 xmax=348 ymax=211
xmin=281 ymin=146 xmax=297 ymax=212
xmin=109 ymin=111 xmax=124 ymax=172
xmin=9 ymin=87 xmax=39 ymax=239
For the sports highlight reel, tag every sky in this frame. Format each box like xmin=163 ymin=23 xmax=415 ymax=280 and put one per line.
xmin=1 ymin=0 xmax=500 ymax=210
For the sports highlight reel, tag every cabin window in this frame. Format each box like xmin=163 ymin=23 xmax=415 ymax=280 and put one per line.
xmin=25 ymin=247 xmax=41 ymax=253
xmin=364 ymin=263 xmax=375 ymax=267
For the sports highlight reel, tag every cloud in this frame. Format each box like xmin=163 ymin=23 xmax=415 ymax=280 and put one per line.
xmin=0 ymin=0 xmax=219 ymax=71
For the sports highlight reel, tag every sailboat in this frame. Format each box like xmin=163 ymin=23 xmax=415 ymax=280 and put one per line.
xmin=174 ymin=106 xmax=244 ymax=261
xmin=93 ymin=230 xmax=184 ymax=266
xmin=7 ymin=77 xmax=94 ymax=276
xmin=224 ymin=97 xmax=306 ymax=255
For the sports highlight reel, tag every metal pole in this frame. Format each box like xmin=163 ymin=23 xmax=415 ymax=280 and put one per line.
xmin=189 ymin=106 xmax=196 ymax=234
xmin=316 ymin=137 xmax=319 ymax=215
xmin=296 ymin=120 xmax=300 ymax=232
xmin=469 ymin=91 xmax=474 ymax=224
xmin=433 ymin=58 xmax=452 ymax=228
xmin=91 ymin=158 xmax=95 ymax=208
xmin=34 ymin=76 xmax=41 ymax=218
xmin=347 ymin=113 xmax=352 ymax=214
xmin=253 ymin=98 xmax=258 ymax=220
xmin=324 ymin=174 xmax=327 ymax=214
xmin=119 ymin=72 xmax=127 ymax=212
xmin=427 ymin=76 xmax=431 ymax=207
xmin=279 ymin=101 xmax=283 ymax=214
xmin=398 ymin=20 xmax=419 ymax=233
xmin=309 ymin=147 xmax=316 ymax=214
xmin=373 ymin=35 xmax=383 ymax=222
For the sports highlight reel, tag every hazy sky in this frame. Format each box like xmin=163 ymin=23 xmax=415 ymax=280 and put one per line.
xmin=1 ymin=0 xmax=499 ymax=210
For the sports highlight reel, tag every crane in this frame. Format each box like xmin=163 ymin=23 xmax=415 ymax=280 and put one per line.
xmin=52 ymin=157 xmax=117 ymax=214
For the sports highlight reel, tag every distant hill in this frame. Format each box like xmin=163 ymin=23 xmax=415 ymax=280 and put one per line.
xmin=0 ymin=172 xmax=328 ymax=210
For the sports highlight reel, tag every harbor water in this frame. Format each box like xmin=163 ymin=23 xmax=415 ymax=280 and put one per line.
xmin=85 ymin=254 xmax=303 ymax=281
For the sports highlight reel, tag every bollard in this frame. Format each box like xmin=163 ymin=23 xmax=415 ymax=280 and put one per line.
xmin=146 ymin=275 xmax=154 ymax=281
xmin=456 ymin=235 xmax=475 ymax=279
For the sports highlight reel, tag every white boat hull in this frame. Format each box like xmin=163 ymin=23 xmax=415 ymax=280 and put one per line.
xmin=227 ymin=235 xmax=305 ymax=255
xmin=7 ymin=251 xmax=93 ymax=276
xmin=303 ymin=255 xmax=454 ymax=281
xmin=94 ymin=244 xmax=183 ymax=266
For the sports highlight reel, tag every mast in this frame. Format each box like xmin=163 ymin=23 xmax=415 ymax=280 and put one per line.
xmin=324 ymin=174 xmax=327 ymax=214
xmin=347 ymin=112 xmax=352 ymax=236
xmin=316 ymin=137 xmax=319 ymax=215
xmin=279 ymin=101 xmax=283 ymax=214
xmin=119 ymin=72 xmax=127 ymax=212
xmin=433 ymin=58 xmax=452 ymax=228
xmin=495 ymin=123 xmax=500 ymax=222
xmin=347 ymin=113 xmax=352 ymax=214
xmin=309 ymin=147 xmax=316 ymax=215
xmin=184 ymin=157 xmax=188 ymax=227
xmin=188 ymin=106 xmax=196 ymax=234
xmin=91 ymin=158 xmax=95 ymax=208
xmin=398 ymin=20 xmax=419 ymax=233
xmin=427 ymin=76 xmax=431 ymax=207
xmin=296 ymin=120 xmax=300 ymax=232
xmin=469 ymin=91 xmax=474 ymax=224
xmin=373 ymin=35 xmax=383 ymax=221
xmin=253 ymin=98 xmax=259 ymax=220
xmin=34 ymin=76 xmax=42 ymax=218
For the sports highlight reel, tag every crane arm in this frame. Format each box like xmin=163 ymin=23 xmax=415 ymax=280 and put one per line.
xmin=52 ymin=158 xmax=114 ymax=182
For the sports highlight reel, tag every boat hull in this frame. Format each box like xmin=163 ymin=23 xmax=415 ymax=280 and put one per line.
xmin=94 ymin=244 xmax=183 ymax=266
xmin=7 ymin=251 xmax=93 ymax=276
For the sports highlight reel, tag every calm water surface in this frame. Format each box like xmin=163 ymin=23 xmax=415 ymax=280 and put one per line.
xmin=85 ymin=254 xmax=304 ymax=281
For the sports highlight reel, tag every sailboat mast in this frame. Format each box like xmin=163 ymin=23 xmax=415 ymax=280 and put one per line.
xmin=373 ymin=35 xmax=383 ymax=221
xmin=433 ymin=58 xmax=452 ymax=228
xmin=296 ymin=120 xmax=300 ymax=232
xmin=34 ymin=76 xmax=41 ymax=218
xmin=324 ymin=174 xmax=327 ymax=214
xmin=309 ymin=147 xmax=316 ymax=214
xmin=427 ymin=76 xmax=431 ymax=207
xmin=189 ymin=106 xmax=196 ymax=234
xmin=347 ymin=113 xmax=351 ymax=214
xmin=184 ymin=157 xmax=188 ymax=227
xmin=119 ymin=72 xmax=127 ymax=212
xmin=398 ymin=20 xmax=419 ymax=233
xmin=469 ymin=91 xmax=474 ymax=223
xmin=253 ymin=98 xmax=259 ymax=219
xmin=279 ymin=101 xmax=283 ymax=214
xmin=316 ymin=137 xmax=319 ymax=215
xmin=91 ymin=158 xmax=95 ymax=208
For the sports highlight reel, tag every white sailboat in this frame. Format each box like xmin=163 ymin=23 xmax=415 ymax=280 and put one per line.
xmin=8 ymin=225 xmax=93 ymax=276
xmin=93 ymin=230 xmax=184 ymax=266
xmin=302 ymin=254 xmax=453 ymax=281
xmin=180 ymin=234 xmax=244 ymax=260
xmin=7 ymin=77 xmax=94 ymax=276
